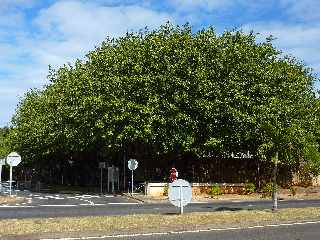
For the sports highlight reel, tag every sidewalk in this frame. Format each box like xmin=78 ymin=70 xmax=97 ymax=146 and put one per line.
xmin=124 ymin=188 xmax=320 ymax=204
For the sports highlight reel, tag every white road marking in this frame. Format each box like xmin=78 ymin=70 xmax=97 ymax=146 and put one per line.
xmin=37 ymin=197 xmax=49 ymax=200
xmin=107 ymin=202 xmax=140 ymax=205
xmin=81 ymin=199 xmax=94 ymax=206
xmin=231 ymin=200 xmax=242 ymax=203
xmin=40 ymin=220 xmax=320 ymax=240
xmin=40 ymin=204 xmax=78 ymax=207
xmin=79 ymin=195 xmax=100 ymax=199
xmin=104 ymin=195 xmax=114 ymax=198
xmin=46 ymin=196 xmax=65 ymax=200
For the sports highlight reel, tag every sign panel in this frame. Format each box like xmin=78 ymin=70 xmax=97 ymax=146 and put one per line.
xmin=168 ymin=179 xmax=192 ymax=208
xmin=128 ymin=159 xmax=138 ymax=170
xmin=99 ymin=162 xmax=106 ymax=169
xmin=6 ymin=152 xmax=21 ymax=166
xmin=0 ymin=158 xmax=5 ymax=165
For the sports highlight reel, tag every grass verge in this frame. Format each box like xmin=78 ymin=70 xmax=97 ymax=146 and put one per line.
xmin=0 ymin=196 xmax=23 ymax=204
xmin=1 ymin=207 xmax=320 ymax=237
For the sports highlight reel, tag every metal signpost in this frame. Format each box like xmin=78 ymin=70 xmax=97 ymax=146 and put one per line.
xmin=99 ymin=162 xmax=106 ymax=194
xmin=168 ymin=179 xmax=192 ymax=214
xmin=128 ymin=159 xmax=138 ymax=195
xmin=6 ymin=152 xmax=21 ymax=196
xmin=0 ymin=158 xmax=5 ymax=192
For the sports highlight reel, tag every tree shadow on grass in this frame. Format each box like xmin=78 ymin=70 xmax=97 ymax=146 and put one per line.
xmin=214 ymin=206 xmax=243 ymax=211
xmin=162 ymin=212 xmax=180 ymax=215
xmin=162 ymin=206 xmax=247 ymax=215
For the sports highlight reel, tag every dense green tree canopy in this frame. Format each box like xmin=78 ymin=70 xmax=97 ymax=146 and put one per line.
xmin=9 ymin=24 xmax=320 ymax=175
xmin=0 ymin=127 xmax=10 ymax=158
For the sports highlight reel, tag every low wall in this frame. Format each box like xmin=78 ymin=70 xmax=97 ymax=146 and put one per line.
xmin=145 ymin=182 xmax=245 ymax=197
xmin=312 ymin=176 xmax=320 ymax=186
xmin=145 ymin=182 xmax=167 ymax=196
xmin=192 ymin=183 xmax=245 ymax=195
xmin=292 ymin=174 xmax=320 ymax=187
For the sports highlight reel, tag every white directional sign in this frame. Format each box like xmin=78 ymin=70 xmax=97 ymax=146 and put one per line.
xmin=6 ymin=152 xmax=22 ymax=196
xmin=6 ymin=152 xmax=21 ymax=166
xmin=128 ymin=159 xmax=138 ymax=170
xmin=128 ymin=159 xmax=138 ymax=195
xmin=99 ymin=162 xmax=106 ymax=169
xmin=168 ymin=179 xmax=192 ymax=214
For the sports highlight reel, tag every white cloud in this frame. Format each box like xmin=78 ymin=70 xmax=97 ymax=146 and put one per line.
xmin=35 ymin=1 xmax=172 ymax=39
xmin=1 ymin=0 xmax=174 ymax=86
xmin=242 ymin=22 xmax=320 ymax=74
xmin=0 ymin=0 xmax=174 ymax=126
xmin=31 ymin=0 xmax=173 ymax=69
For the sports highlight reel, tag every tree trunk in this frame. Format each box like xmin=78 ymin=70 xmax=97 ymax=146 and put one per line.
xmin=272 ymin=151 xmax=278 ymax=211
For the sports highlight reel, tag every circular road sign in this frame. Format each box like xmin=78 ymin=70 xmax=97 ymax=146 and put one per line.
xmin=6 ymin=152 xmax=21 ymax=166
xmin=128 ymin=159 xmax=138 ymax=170
xmin=168 ymin=179 xmax=192 ymax=207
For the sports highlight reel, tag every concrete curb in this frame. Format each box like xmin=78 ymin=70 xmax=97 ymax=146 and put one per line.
xmin=122 ymin=193 xmax=145 ymax=203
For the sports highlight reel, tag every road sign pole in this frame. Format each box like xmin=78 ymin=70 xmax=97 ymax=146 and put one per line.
xmin=131 ymin=169 xmax=133 ymax=195
xmin=180 ymin=185 xmax=183 ymax=214
xmin=100 ymin=167 xmax=103 ymax=194
xmin=9 ymin=166 xmax=12 ymax=196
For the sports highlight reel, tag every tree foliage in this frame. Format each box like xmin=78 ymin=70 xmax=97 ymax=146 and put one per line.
xmin=9 ymin=23 xmax=320 ymax=176
xmin=0 ymin=127 xmax=10 ymax=158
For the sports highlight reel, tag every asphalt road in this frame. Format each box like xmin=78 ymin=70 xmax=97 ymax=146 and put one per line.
xmin=0 ymin=191 xmax=320 ymax=219
xmin=86 ymin=221 xmax=320 ymax=240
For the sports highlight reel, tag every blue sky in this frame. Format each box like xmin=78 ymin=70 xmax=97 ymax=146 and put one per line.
xmin=1 ymin=0 xmax=320 ymax=127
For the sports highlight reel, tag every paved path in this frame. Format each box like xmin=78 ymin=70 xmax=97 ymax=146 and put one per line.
xmin=82 ymin=221 xmax=320 ymax=240
xmin=1 ymin=191 xmax=320 ymax=219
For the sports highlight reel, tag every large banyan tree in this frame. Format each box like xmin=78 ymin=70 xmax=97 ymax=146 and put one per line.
xmin=9 ymin=23 xmax=320 ymax=187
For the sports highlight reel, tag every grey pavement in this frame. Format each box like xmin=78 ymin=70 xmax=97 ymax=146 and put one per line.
xmin=1 ymin=190 xmax=320 ymax=219
xmin=83 ymin=221 xmax=320 ymax=240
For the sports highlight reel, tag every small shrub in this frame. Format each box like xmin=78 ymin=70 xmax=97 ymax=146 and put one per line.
xmin=261 ymin=182 xmax=273 ymax=198
xmin=163 ymin=184 xmax=168 ymax=196
xmin=244 ymin=182 xmax=256 ymax=194
xmin=210 ymin=184 xmax=222 ymax=196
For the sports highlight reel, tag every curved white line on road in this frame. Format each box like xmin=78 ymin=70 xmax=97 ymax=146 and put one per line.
xmin=40 ymin=205 xmax=78 ymax=207
xmin=107 ymin=203 xmax=141 ymax=205
xmin=40 ymin=220 xmax=320 ymax=240
xmin=0 ymin=203 xmax=140 ymax=208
